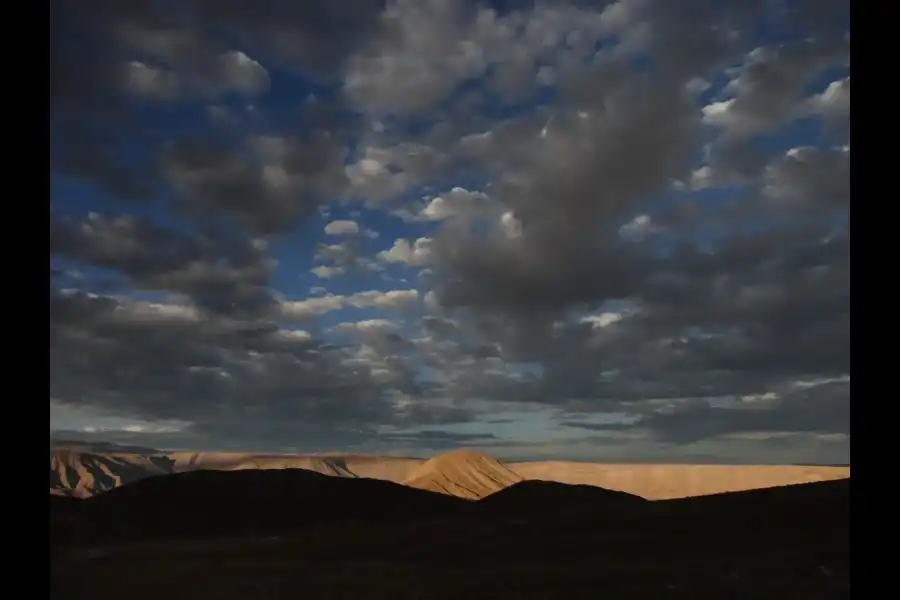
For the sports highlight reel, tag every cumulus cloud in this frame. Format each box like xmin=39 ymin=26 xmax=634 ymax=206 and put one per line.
xmin=377 ymin=238 xmax=434 ymax=267
xmin=51 ymin=0 xmax=849 ymax=461
xmin=324 ymin=220 xmax=361 ymax=236
xmin=310 ymin=266 xmax=346 ymax=279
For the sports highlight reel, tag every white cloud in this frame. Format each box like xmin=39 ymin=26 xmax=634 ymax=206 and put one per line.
xmin=347 ymin=289 xmax=420 ymax=310
xmin=324 ymin=220 xmax=361 ymax=236
xmin=377 ymin=238 xmax=433 ymax=266
xmin=280 ymin=295 xmax=346 ymax=320
xmin=332 ymin=319 xmax=396 ymax=335
xmin=581 ymin=312 xmax=625 ymax=329
xmin=310 ymin=265 xmax=346 ymax=279
xmin=420 ymin=187 xmax=492 ymax=221
xmin=279 ymin=289 xmax=419 ymax=320
xmin=619 ymin=214 xmax=661 ymax=241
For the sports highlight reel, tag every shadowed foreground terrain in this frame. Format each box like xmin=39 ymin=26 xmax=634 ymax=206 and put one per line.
xmin=51 ymin=468 xmax=849 ymax=600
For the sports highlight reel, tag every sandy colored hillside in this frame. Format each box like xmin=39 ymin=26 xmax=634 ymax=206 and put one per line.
xmin=51 ymin=450 xmax=422 ymax=497
xmin=168 ymin=452 xmax=423 ymax=482
xmin=508 ymin=461 xmax=851 ymax=500
xmin=50 ymin=450 xmax=175 ymax=498
xmin=401 ymin=449 xmax=523 ymax=499
xmin=336 ymin=455 xmax=424 ymax=482
xmin=169 ymin=452 xmax=353 ymax=476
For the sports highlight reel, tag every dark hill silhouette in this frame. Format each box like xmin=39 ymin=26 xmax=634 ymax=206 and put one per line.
xmin=50 ymin=494 xmax=88 ymax=546
xmin=51 ymin=469 xmax=849 ymax=543
xmin=68 ymin=467 xmax=468 ymax=542
xmin=477 ymin=479 xmax=648 ymax=516
xmin=50 ymin=494 xmax=81 ymax=509
xmin=653 ymin=477 xmax=849 ymax=517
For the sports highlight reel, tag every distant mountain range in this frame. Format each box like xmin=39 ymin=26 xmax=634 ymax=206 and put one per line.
xmin=49 ymin=442 xmax=851 ymax=501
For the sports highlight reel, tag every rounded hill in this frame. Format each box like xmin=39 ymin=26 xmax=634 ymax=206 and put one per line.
xmin=73 ymin=467 xmax=467 ymax=542
xmin=402 ymin=449 xmax=523 ymax=500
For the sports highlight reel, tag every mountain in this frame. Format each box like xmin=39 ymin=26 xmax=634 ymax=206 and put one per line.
xmin=508 ymin=461 xmax=852 ymax=500
xmin=50 ymin=449 xmax=427 ymax=498
xmin=49 ymin=446 xmax=851 ymax=501
xmin=69 ymin=467 xmax=467 ymax=542
xmin=331 ymin=454 xmax=425 ymax=482
xmin=479 ymin=479 xmax=648 ymax=515
xmin=401 ymin=449 xmax=523 ymax=499
xmin=50 ymin=450 xmax=176 ymax=498
xmin=168 ymin=452 xmax=423 ymax=482
xmin=653 ymin=477 xmax=851 ymax=518
xmin=168 ymin=452 xmax=356 ymax=476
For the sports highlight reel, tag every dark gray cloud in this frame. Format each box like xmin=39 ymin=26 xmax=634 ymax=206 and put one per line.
xmin=51 ymin=0 xmax=355 ymax=228
xmin=50 ymin=213 xmax=277 ymax=317
xmin=561 ymin=379 xmax=849 ymax=445
xmin=49 ymin=426 xmax=500 ymax=456
xmin=193 ymin=0 xmax=385 ymax=75
xmin=49 ymin=290 xmax=477 ymax=444
xmin=648 ymin=380 xmax=850 ymax=444
xmin=50 ymin=0 xmax=850 ymax=460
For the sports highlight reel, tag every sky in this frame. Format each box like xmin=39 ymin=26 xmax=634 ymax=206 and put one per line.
xmin=49 ymin=0 xmax=850 ymax=464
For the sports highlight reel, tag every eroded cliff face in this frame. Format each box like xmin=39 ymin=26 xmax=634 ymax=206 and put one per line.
xmin=50 ymin=449 xmax=424 ymax=497
xmin=50 ymin=450 xmax=176 ymax=498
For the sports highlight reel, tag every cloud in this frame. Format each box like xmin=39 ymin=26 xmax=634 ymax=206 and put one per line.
xmin=51 ymin=0 xmax=850 ymax=461
xmin=762 ymin=146 xmax=850 ymax=208
xmin=279 ymin=289 xmax=420 ymax=322
xmin=347 ymin=290 xmax=420 ymax=311
xmin=324 ymin=220 xmax=361 ymax=236
xmin=377 ymin=238 xmax=434 ymax=266
xmin=805 ymin=77 xmax=850 ymax=132
xmin=310 ymin=266 xmax=346 ymax=279
xmin=700 ymin=37 xmax=849 ymax=137
xmin=50 ymin=292 xmax=470 ymax=445
xmin=51 ymin=0 xmax=358 ymax=207
xmin=565 ymin=378 xmax=851 ymax=445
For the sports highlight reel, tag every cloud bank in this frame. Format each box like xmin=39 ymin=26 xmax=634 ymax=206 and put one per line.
xmin=50 ymin=0 xmax=849 ymax=463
